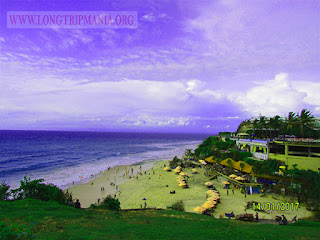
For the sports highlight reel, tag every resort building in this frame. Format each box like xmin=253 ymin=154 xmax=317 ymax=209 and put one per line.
xmin=234 ymin=138 xmax=320 ymax=171
xmin=234 ymin=139 xmax=269 ymax=160
xmin=268 ymin=140 xmax=320 ymax=172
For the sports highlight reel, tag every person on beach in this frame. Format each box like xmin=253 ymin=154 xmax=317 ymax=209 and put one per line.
xmin=245 ymin=193 xmax=247 ymax=199
xmin=227 ymin=190 xmax=229 ymax=195
xmin=255 ymin=212 xmax=259 ymax=222
xmin=74 ymin=199 xmax=81 ymax=209
xmin=232 ymin=189 xmax=234 ymax=194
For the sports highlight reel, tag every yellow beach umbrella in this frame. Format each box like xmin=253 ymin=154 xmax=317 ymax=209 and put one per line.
xmin=205 ymin=156 xmax=215 ymax=163
xmin=202 ymin=202 xmax=215 ymax=209
xmin=179 ymin=172 xmax=187 ymax=176
xmin=192 ymin=168 xmax=198 ymax=172
xmin=204 ymin=182 xmax=213 ymax=186
xmin=208 ymin=195 xmax=220 ymax=200
xmin=207 ymin=198 xmax=218 ymax=204
xmin=235 ymin=176 xmax=245 ymax=181
xmin=176 ymin=166 xmax=182 ymax=170
xmin=222 ymin=181 xmax=230 ymax=185
xmin=194 ymin=206 xmax=206 ymax=212
xmin=199 ymin=160 xmax=207 ymax=165
xmin=163 ymin=167 xmax=171 ymax=171
xmin=204 ymin=200 xmax=216 ymax=205
xmin=206 ymin=190 xmax=215 ymax=194
xmin=208 ymin=193 xmax=220 ymax=198
xmin=179 ymin=182 xmax=187 ymax=187
xmin=208 ymin=192 xmax=220 ymax=197
xmin=229 ymin=174 xmax=237 ymax=178
xmin=173 ymin=169 xmax=181 ymax=173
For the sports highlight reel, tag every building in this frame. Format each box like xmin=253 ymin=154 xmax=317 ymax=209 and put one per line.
xmin=234 ymin=138 xmax=320 ymax=171
xmin=234 ymin=139 xmax=269 ymax=160
xmin=268 ymin=140 xmax=320 ymax=171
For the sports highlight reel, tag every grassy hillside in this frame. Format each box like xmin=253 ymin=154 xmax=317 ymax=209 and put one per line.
xmin=1 ymin=199 xmax=320 ymax=240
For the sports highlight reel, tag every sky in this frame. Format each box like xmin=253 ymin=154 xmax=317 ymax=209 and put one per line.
xmin=0 ymin=0 xmax=319 ymax=133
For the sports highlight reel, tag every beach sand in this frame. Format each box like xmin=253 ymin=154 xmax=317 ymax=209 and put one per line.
xmin=66 ymin=160 xmax=157 ymax=208
xmin=67 ymin=159 xmax=313 ymax=220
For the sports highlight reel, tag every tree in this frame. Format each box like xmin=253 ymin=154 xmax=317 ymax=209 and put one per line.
xmin=240 ymin=162 xmax=245 ymax=172
xmin=268 ymin=115 xmax=283 ymax=138
xmin=227 ymin=159 xmax=233 ymax=170
xmin=297 ymin=109 xmax=315 ymax=137
xmin=11 ymin=176 xmax=72 ymax=205
xmin=0 ymin=182 xmax=10 ymax=200
xmin=258 ymin=115 xmax=267 ymax=139
xmin=252 ymin=119 xmax=259 ymax=138
xmin=284 ymin=112 xmax=298 ymax=135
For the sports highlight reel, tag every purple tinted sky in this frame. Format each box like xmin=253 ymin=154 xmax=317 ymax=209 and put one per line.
xmin=0 ymin=0 xmax=319 ymax=133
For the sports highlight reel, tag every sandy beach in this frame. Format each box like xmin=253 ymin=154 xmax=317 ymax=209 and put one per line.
xmin=67 ymin=159 xmax=313 ymax=220
xmin=66 ymin=160 xmax=157 ymax=208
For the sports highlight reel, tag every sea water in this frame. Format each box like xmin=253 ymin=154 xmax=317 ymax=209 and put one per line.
xmin=0 ymin=130 xmax=210 ymax=190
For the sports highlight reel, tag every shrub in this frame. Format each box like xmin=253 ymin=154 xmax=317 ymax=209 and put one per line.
xmin=166 ymin=200 xmax=185 ymax=212
xmin=0 ymin=182 xmax=10 ymax=200
xmin=94 ymin=195 xmax=121 ymax=211
xmin=169 ymin=156 xmax=182 ymax=169
xmin=11 ymin=176 xmax=72 ymax=205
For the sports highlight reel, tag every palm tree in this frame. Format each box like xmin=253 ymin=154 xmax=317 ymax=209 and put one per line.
xmin=252 ymin=119 xmax=259 ymax=138
xmin=285 ymin=112 xmax=298 ymax=135
xmin=269 ymin=115 xmax=283 ymax=138
xmin=297 ymin=109 xmax=315 ymax=137
xmin=258 ymin=115 xmax=267 ymax=139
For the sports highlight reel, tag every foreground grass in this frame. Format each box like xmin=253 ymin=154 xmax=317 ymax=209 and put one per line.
xmin=1 ymin=199 xmax=320 ymax=240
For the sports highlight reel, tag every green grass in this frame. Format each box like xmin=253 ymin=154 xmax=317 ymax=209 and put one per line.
xmin=1 ymin=199 xmax=320 ymax=240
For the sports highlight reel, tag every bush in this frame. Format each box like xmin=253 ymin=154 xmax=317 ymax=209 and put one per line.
xmin=0 ymin=182 xmax=10 ymax=200
xmin=166 ymin=200 xmax=185 ymax=212
xmin=230 ymin=150 xmax=252 ymax=161
xmin=94 ymin=195 xmax=121 ymax=211
xmin=11 ymin=176 xmax=72 ymax=205
xmin=169 ymin=156 xmax=183 ymax=169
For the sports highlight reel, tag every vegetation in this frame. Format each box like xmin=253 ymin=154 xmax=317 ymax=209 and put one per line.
xmin=90 ymin=195 xmax=121 ymax=211
xmin=1 ymin=199 xmax=320 ymax=240
xmin=238 ymin=109 xmax=318 ymax=139
xmin=286 ymin=168 xmax=320 ymax=211
xmin=169 ymin=156 xmax=183 ymax=168
xmin=166 ymin=200 xmax=185 ymax=212
xmin=244 ymin=158 xmax=282 ymax=175
xmin=194 ymin=136 xmax=236 ymax=159
xmin=0 ymin=182 xmax=10 ymax=201
xmin=5 ymin=176 xmax=73 ymax=206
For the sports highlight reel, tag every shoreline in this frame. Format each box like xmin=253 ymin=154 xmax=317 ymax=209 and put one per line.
xmin=60 ymin=142 xmax=200 ymax=191
xmin=65 ymin=159 xmax=169 ymax=208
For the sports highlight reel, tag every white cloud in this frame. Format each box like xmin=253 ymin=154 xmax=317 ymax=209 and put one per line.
xmin=141 ymin=13 xmax=156 ymax=22
xmin=233 ymin=73 xmax=319 ymax=116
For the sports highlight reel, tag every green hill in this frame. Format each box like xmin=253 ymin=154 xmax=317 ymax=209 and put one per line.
xmin=1 ymin=199 xmax=320 ymax=240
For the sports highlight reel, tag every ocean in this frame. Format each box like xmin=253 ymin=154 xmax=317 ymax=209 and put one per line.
xmin=0 ymin=130 xmax=210 ymax=190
